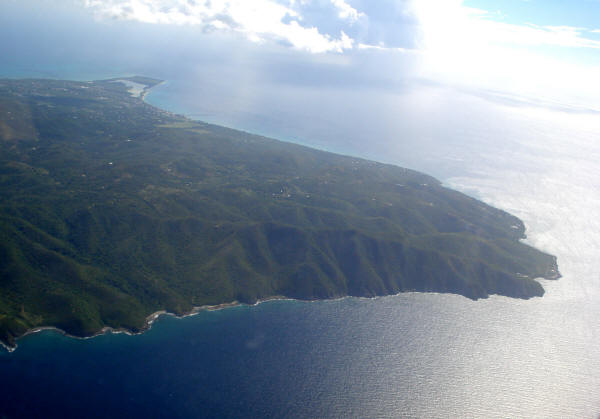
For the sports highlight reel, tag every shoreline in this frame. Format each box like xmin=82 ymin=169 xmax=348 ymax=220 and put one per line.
xmin=140 ymin=80 xmax=165 ymax=101
xmin=0 ymin=292 xmax=399 ymax=353
xmin=0 ymin=296 xmax=292 ymax=354
xmin=0 ymin=77 xmax=561 ymax=353
xmin=1 ymin=281 xmax=560 ymax=354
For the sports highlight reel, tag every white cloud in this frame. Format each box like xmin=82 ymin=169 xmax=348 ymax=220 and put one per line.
xmin=357 ymin=43 xmax=415 ymax=54
xmin=81 ymin=0 xmax=600 ymax=108
xmin=84 ymin=0 xmax=354 ymax=53
xmin=329 ymin=0 xmax=363 ymax=22
xmin=408 ymin=0 xmax=600 ymax=109
xmin=410 ymin=1 xmax=600 ymax=51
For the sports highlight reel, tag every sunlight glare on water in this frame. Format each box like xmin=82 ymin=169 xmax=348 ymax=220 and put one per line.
xmin=439 ymin=102 xmax=600 ymax=417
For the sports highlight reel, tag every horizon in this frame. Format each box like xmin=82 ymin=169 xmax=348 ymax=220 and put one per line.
xmin=1 ymin=0 xmax=599 ymax=113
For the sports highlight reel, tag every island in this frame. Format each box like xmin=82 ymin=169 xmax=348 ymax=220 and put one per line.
xmin=0 ymin=77 xmax=560 ymax=349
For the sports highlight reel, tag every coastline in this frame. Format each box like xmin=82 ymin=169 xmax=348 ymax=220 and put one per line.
xmin=0 ymin=292 xmax=419 ymax=353
xmin=0 ymin=296 xmax=292 ymax=353
xmin=0 ymin=77 xmax=561 ymax=353
xmin=140 ymin=80 xmax=165 ymax=100
xmin=1 ymin=281 xmax=559 ymax=353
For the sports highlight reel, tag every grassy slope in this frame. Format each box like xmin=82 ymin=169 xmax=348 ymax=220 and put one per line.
xmin=0 ymin=78 xmax=559 ymax=348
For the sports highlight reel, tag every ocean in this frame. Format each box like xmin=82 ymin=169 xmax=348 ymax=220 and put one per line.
xmin=2 ymin=8 xmax=600 ymax=415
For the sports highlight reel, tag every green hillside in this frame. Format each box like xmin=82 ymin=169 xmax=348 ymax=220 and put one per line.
xmin=0 ymin=77 xmax=559 ymax=348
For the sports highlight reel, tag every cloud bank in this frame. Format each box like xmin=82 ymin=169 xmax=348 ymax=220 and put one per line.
xmin=411 ymin=1 xmax=600 ymax=109
xmin=84 ymin=0 xmax=358 ymax=53
xmin=83 ymin=0 xmax=600 ymax=54
xmin=80 ymin=0 xmax=600 ymax=109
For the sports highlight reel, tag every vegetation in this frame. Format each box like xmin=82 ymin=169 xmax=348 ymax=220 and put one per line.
xmin=0 ymin=77 xmax=559 ymax=348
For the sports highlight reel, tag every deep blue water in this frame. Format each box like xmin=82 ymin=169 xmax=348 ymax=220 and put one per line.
xmin=1 ymin=296 xmax=475 ymax=418
xmin=3 ymin=300 xmax=340 ymax=418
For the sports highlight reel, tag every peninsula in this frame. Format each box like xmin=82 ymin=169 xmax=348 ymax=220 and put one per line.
xmin=0 ymin=77 xmax=559 ymax=349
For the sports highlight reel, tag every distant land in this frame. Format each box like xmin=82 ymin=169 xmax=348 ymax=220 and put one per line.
xmin=0 ymin=77 xmax=559 ymax=349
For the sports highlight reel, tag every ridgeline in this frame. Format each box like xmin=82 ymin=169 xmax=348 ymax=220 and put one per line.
xmin=0 ymin=77 xmax=559 ymax=349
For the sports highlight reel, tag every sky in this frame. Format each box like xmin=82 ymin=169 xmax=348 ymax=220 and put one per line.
xmin=2 ymin=0 xmax=600 ymax=111
xmin=66 ymin=0 xmax=600 ymax=111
